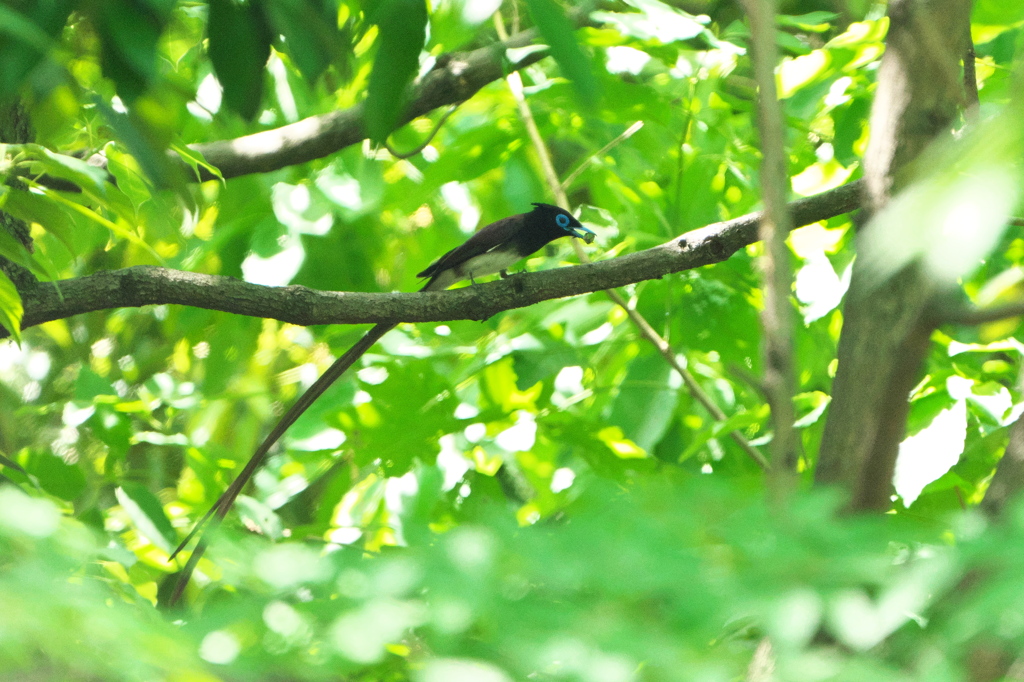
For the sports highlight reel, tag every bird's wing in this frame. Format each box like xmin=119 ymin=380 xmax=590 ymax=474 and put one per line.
xmin=417 ymin=215 xmax=521 ymax=279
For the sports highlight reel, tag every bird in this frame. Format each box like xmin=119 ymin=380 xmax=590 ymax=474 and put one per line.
xmin=167 ymin=203 xmax=594 ymax=604
xmin=417 ymin=202 xmax=595 ymax=291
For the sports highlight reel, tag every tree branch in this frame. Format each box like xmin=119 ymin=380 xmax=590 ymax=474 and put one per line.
xmin=11 ymin=20 xmax=578 ymax=194
xmin=7 ymin=182 xmax=863 ymax=340
xmin=61 ymin=20 xmax=582 ymax=185
xmin=942 ymin=299 xmax=1024 ymax=326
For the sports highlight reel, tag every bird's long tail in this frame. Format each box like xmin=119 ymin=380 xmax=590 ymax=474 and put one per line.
xmin=168 ymin=321 xmax=397 ymax=605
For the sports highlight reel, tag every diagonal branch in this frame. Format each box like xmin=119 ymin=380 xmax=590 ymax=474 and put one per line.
xmin=7 ymin=182 xmax=863 ymax=340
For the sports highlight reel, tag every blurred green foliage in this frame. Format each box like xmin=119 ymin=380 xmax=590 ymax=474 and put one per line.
xmin=0 ymin=0 xmax=1023 ymax=680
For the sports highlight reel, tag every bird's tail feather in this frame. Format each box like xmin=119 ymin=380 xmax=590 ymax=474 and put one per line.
xmin=167 ymin=321 xmax=397 ymax=605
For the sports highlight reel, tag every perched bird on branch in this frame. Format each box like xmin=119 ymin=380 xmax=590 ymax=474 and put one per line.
xmin=167 ymin=202 xmax=595 ymax=604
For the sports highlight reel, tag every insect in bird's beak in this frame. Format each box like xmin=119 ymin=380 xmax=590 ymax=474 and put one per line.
xmin=574 ymin=226 xmax=596 ymax=244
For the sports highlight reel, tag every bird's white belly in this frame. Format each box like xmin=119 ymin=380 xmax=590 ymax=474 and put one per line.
xmin=456 ymin=250 xmax=522 ymax=280
xmin=423 ymin=249 xmax=524 ymax=291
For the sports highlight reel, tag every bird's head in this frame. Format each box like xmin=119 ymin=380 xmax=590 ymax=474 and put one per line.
xmin=530 ymin=203 xmax=596 ymax=244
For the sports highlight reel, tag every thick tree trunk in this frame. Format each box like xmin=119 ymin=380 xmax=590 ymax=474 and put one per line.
xmin=815 ymin=0 xmax=971 ymax=510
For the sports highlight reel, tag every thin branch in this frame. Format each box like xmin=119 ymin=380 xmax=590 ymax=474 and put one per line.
xmin=942 ymin=299 xmax=1024 ymax=326
xmin=7 ymin=181 xmax=863 ymax=340
xmin=493 ymin=12 xmax=563 ymax=192
xmin=23 ymin=18 xmax=593 ymax=189
xmin=560 ymin=120 xmax=644 ymax=192
xmin=964 ymin=19 xmax=980 ymax=123
xmin=495 ymin=13 xmax=768 ymax=469
xmin=671 ymin=74 xmax=700 ymax=227
xmin=743 ymin=0 xmax=798 ymax=474
xmin=383 ymin=105 xmax=459 ymax=159
xmin=619 ymin=298 xmax=770 ymax=469
xmin=187 ymin=25 xmax=555 ymax=181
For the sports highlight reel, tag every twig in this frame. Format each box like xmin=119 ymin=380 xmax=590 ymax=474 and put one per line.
xmin=942 ymin=299 xmax=1024 ymax=326
xmin=0 ymin=450 xmax=26 ymax=474
xmin=742 ymin=0 xmax=798 ymax=474
xmin=963 ymin=21 xmax=979 ymax=124
xmin=494 ymin=12 xmax=768 ymax=470
xmin=671 ymin=71 xmax=701 ymax=226
xmin=560 ymin=120 xmax=644 ymax=191
xmin=619 ymin=297 xmax=770 ymax=469
xmin=384 ymin=105 xmax=459 ymax=159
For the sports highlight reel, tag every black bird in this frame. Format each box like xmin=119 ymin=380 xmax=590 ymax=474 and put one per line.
xmin=168 ymin=203 xmax=594 ymax=603
xmin=418 ymin=202 xmax=594 ymax=290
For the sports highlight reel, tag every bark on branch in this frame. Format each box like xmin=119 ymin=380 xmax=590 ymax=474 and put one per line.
xmin=61 ymin=22 xmax=572 ymax=185
xmin=7 ymin=182 xmax=863 ymax=339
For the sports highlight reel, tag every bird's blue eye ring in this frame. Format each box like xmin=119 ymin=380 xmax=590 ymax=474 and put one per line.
xmin=556 ymin=213 xmax=571 ymax=228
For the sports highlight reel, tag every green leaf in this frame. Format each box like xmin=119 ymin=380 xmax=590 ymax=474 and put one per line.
xmin=26 ymin=144 xmax=110 ymax=198
xmin=75 ymin=367 xmax=117 ymax=400
xmin=355 ymin=362 xmax=458 ymax=474
xmin=264 ymin=0 xmax=339 ymax=84
xmin=92 ymin=98 xmax=183 ymax=191
xmin=0 ymin=267 xmax=23 ymax=343
xmin=397 ymin=464 xmax=443 ymax=545
xmin=116 ymin=483 xmax=176 ymax=552
xmin=170 ymin=142 xmax=223 ymax=183
xmin=592 ymin=0 xmax=708 ymax=44
xmin=36 ymin=187 xmax=163 ymax=263
xmin=89 ymin=408 xmax=132 ymax=463
xmin=236 ymin=494 xmax=284 ymax=541
xmin=1 ymin=188 xmax=76 ymax=254
xmin=0 ymin=1 xmax=70 ymax=96
xmin=608 ymin=350 xmax=677 ymax=453
xmin=524 ymin=0 xmax=599 ymax=106
xmin=0 ymin=219 xmax=41 ymax=276
xmin=365 ymin=0 xmax=428 ymax=144
xmin=777 ymin=12 xmax=840 ymax=32
xmin=0 ymin=5 xmax=54 ymax=52
xmin=30 ymin=452 xmax=87 ymax=501
xmin=91 ymin=0 xmax=173 ymax=101
xmin=105 ymin=143 xmax=154 ymax=208
xmin=0 ymin=190 xmax=64 ymax=285
xmin=428 ymin=0 xmax=497 ymax=51
xmin=973 ymin=0 xmax=1024 ymax=27
xmin=208 ymin=0 xmax=273 ymax=120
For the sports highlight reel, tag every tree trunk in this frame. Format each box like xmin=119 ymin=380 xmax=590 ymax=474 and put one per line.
xmin=815 ymin=0 xmax=971 ymax=510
